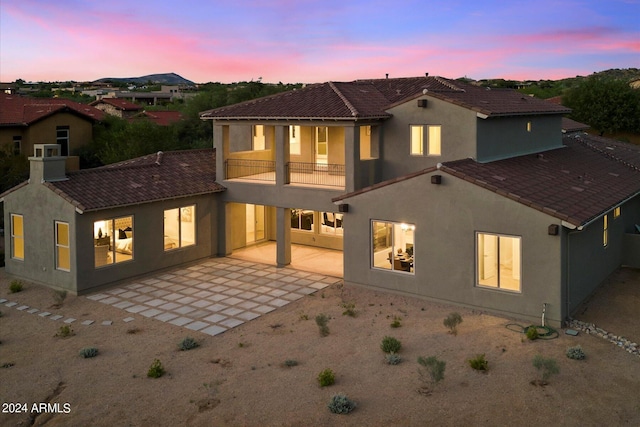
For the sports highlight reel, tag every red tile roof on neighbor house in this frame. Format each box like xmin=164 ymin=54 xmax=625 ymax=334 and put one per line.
xmin=89 ymin=98 xmax=142 ymax=111
xmin=200 ymin=76 xmax=570 ymax=121
xmin=0 ymin=93 xmax=104 ymax=125
xmin=42 ymin=149 xmax=224 ymax=212
xmin=130 ymin=110 xmax=184 ymax=126
xmin=440 ymin=134 xmax=640 ymax=227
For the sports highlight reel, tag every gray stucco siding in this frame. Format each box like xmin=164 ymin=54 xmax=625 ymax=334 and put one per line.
xmin=341 ymin=170 xmax=564 ymax=326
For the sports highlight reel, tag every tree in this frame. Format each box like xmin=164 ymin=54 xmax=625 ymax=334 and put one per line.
xmin=563 ymin=77 xmax=640 ymax=136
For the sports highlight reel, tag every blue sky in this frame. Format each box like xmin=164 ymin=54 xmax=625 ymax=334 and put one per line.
xmin=1 ymin=0 xmax=638 ymax=83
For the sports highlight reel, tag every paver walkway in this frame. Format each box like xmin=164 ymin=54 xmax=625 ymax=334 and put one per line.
xmin=86 ymin=257 xmax=338 ymax=335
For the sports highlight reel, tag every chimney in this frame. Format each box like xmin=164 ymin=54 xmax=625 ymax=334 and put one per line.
xmin=29 ymin=144 xmax=68 ymax=183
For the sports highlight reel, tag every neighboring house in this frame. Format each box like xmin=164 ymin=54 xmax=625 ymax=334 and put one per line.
xmin=199 ymin=75 xmax=640 ymax=326
xmin=0 ymin=145 xmax=224 ymax=293
xmin=90 ymin=98 xmax=142 ymax=119
xmin=129 ymin=110 xmax=184 ymax=126
xmin=0 ymin=93 xmax=104 ymax=170
xmin=562 ymin=117 xmax=590 ymax=133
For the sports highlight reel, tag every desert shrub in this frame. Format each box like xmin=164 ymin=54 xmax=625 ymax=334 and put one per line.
xmin=385 ymin=352 xmax=402 ymax=365
xmin=328 ymin=393 xmax=356 ymax=414
xmin=147 ymin=359 xmax=165 ymax=378
xmin=390 ymin=316 xmax=402 ymax=328
xmin=381 ymin=336 xmax=402 ymax=354
xmin=468 ymin=354 xmax=488 ymax=371
xmin=179 ymin=337 xmax=199 ymax=351
xmin=341 ymin=302 xmax=357 ymax=317
xmin=55 ymin=325 xmax=74 ymax=338
xmin=443 ymin=312 xmax=463 ymax=335
xmin=79 ymin=347 xmax=99 ymax=358
xmin=533 ymin=355 xmax=559 ymax=382
xmin=9 ymin=280 xmax=23 ymax=293
xmin=284 ymin=359 xmax=298 ymax=367
xmin=317 ymin=368 xmax=335 ymax=387
xmin=417 ymin=356 xmax=446 ymax=388
xmin=526 ymin=326 xmax=539 ymax=341
xmin=315 ymin=313 xmax=330 ymax=337
xmin=52 ymin=290 xmax=67 ymax=307
xmin=566 ymin=345 xmax=586 ymax=360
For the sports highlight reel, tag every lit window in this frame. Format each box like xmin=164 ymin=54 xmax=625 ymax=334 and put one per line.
xmin=527 ymin=121 xmax=532 ymax=132
xmin=253 ymin=125 xmax=265 ymax=150
xmin=164 ymin=205 xmax=196 ymax=251
xmin=410 ymin=125 xmax=441 ymax=156
xmin=613 ymin=206 xmax=621 ymax=218
xmin=55 ymin=221 xmax=70 ymax=271
xmin=291 ymin=209 xmax=314 ymax=231
xmin=603 ymin=215 xmax=608 ymax=247
xmin=11 ymin=214 xmax=24 ymax=260
xmin=320 ymin=212 xmax=343 ymax=235
xmin=476 ymin=232 xmax=521 ymax=292
xmin=289 ymin=126 xmax=301 ymax=155
xmin=93 ymin=216 xmax=133 ymax=267
xmin=371 ymin=220 xmax=414 ymax=273
xmin=56 ymin=126 xmax=70 ymax=156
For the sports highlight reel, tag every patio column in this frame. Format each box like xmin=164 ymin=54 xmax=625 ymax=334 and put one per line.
xmin=276 ymin=207 xmax=291 ymax=267
xmin=213 ymin=124 xmax=225 ymax=181
xmin=275 ymin=125 xmax=289 ymax=187
xmin=344 ymin=125 xmax=360 ymax=192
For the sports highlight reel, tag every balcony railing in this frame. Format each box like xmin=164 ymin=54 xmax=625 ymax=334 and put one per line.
xmin=287 ymin=162 xmax=345 ymax=187
xmin=225 ymin=159 xmax=275 ymax=181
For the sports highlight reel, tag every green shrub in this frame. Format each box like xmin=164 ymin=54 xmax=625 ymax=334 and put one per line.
xmin=315 ymin=314 xmax=330 ymax=337
xmin=9 ymin=280 xmax=23 ymax=293
xmin=328 ymin=393 xmax=356 ymax=414
xmin=526 ymin=326 xmax=539 ymax=341
xmin=341 ymin=302 xmax=357 ymax=317
xmin=443 ymin=312 xmax=463 ymax=335
xmin=417 ymin=356 xmax=446 ymax=388
xmin=147 ymin=359 xmax=165 ymax=378
xmin=390 ymin=316 xmax=402 ymax=328
xmin=52 ymin=290 xmax=67 ymax=307
xmin=385 ymin=352 xmax=402 ymax=365
xmin=533 ymin=355 xmax=559 ymax=382
xmin=468 ymin=354 xmax=488 ymax=371
xmin=317 ymin=368 xmax=335 ymax=387
xmin=79 ymin=347 xmax=98 ymax=358
xmin=381 ymin=336 xmax=402 ymax=354
xmin=178 ymin=337 xmax=199 ymax=351
xmin=566 ymin=345 xmax=586 ymax=360
xmin=55 ymin=325 xmax=74 ymax=338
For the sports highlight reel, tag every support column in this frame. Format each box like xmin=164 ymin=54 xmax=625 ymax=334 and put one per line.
xmin=217 ymin=202 xmax=232 ymax=256
xmin=276 ymin=207 xmax=291 ymax=267
xmin=275 ymin=125 xmax=289 ymax=187
xmin=344 ymin=125 xmax=360 ymax=192
xmin=213 ymin=124 xmax=226 ymax=181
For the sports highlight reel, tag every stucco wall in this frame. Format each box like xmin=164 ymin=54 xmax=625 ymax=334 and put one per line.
xmin=380 ymin=97 xmax=478 ymax=180
xmin=342 ymin=170 xmax=565 ymax=326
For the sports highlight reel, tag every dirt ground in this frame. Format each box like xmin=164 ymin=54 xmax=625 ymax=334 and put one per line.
xmin=0 ymin=266 xmax=638 ymax=427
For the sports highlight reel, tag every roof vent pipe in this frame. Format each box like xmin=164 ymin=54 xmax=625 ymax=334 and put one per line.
xmin=386 ymin=73 xmax=389 ymax=79
xmin=155 ymin=151 xmax=163 ymax=165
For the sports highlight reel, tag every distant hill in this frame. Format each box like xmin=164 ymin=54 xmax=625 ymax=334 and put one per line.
xmin=93 ymin=73 xmax=195 ymax=86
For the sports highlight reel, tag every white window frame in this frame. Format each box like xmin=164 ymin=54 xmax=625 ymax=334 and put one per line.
xmin=55 ymin=221 xmax=70 ymax=272
xmin=56 ymin=126 xmax=70 ymax=156
xmin=410 ymin=125 xmax=441 ymax=156
xmin=476 ymin=232 xmax=521 ymax=292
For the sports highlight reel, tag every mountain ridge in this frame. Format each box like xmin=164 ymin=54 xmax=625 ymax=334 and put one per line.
xmin=93 ymin=72 xmax=195 ymax=86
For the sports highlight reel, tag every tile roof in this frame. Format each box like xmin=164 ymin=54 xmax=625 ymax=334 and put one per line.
xmin=200 ymin=76 xmax=570 ymax=121
xmin=90 ymin=98 xmax=142 ymax=111
xmin=130 ymin=110 xmax=184 ymax=126
xmin=43 ymin=149 xmax=224 ymax=212
xmin=562 ymin=117 xmax=590 ymax=133
xmin=0 ymin=93 xmax=105 ymax=126
xmin=440 ymin=134 xmax=640 ymax=227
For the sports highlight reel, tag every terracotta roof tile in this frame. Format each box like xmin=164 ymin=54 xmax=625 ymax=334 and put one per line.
xmin=0 ymin=93 xmax=105 ymax=125
xmin=201 ymin=76 xmax=570 ymax=121
xmin=90 ymin=98 xmax=142 ymax=111
xmin=45 ymin=149 xmax=224 ymax=212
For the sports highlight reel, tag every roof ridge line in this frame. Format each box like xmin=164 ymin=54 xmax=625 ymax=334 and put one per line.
xmin=433 ymin=76 xmax=465 ymax=92
xmin=573 ymin=135 xmax=640 ymax=172
xmin=328 ymin=81 xmax=359 ymax=117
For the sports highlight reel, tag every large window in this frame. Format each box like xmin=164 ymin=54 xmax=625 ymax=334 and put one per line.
xmin=55 ymin=221 xmax=70 ymax=271
xmin=11 ymin=214 xmax=24 ymax=260
xmin=164 ymin=205 xmax=195 ymax=251
xmin=253 ymin=125 xmax=266 ymax=150
xmin=410 ymin=125 xmax=441 ymax=156
xmin=476 ymin=232 xmax=521 ymax=292
xmin=291 ymin=209 xmax=314 ymax=231
xmin=56 ymin=126 xmax=70 ymax=156
xmin=93 ymin=216 xmax=133 ymax=267
xmin=371 ymin=221 xmax=414 ymax=273
xmin=289 ymin=126 xmax=301 ymax=155
xmin=320 ymin=212 xmax=344 ymax=235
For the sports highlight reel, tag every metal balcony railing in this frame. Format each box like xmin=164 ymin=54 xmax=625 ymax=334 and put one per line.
xmin=287 ymin=162 xmax=345 ymax=187
xmin=225 ymin=159 xmax=275 ymax=181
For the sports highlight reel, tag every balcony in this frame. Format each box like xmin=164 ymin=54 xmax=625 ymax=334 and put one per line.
xmin=225 ymin=159 xmax=345 ymax=188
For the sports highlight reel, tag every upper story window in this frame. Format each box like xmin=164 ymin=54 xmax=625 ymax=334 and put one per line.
xmin=613 ymin=206 xmax=621 ymax=218
xmin=527 ymin=121 xmax=532 ymax=132
xmin=56 ymin=126 xmax=70 ymax=156
xmin=476 ymin=232 xmax=521 ymax=292
xmin=11 ymin=214 xmax=24 ymax=260
xmin=360 ymin=125 xmax=378 ymax=159
xmin=289 ymin=126 xmax=301 ymax=155
xmin=410 ymin=125 xmax=441 ymax=156
xmin=55 ymin=221 xmax=70 ymax=271
xmin=253 ymin=125 xmax=266 ymax=150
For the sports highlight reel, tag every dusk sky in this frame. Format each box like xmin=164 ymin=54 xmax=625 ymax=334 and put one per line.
xmin=1 ymin=0 xmax=639 ymax=84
